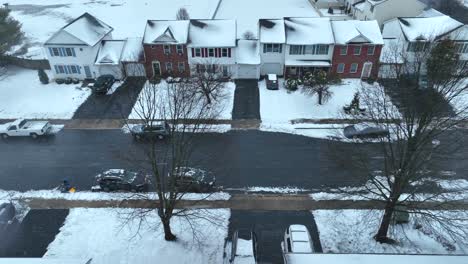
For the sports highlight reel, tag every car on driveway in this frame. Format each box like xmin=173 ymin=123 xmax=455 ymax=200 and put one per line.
xmin=92 ymin=75 xmax=115 ymax=94
xmin=0 ymin=119 xmax=52 ymax=139
xmin=343 ymin=124 xmax=390 ymax=139
xmin=130 ymin=121 xmax=170 ymax=140
xmin=282 ymin=224 xmax=314 ymax=256
xmin=94 ymin=169 xmax=150 ymax=192
xmin=266 ymin=74 xmax=279 ymax=90
xmin=173 ymin=167 xmax=216 ymax=193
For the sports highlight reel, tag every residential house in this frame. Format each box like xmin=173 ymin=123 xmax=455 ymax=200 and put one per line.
xmin=380 ymin=15 xmax=466 ymax=77
xmin=348 ymin=0 xmax=426 ymax=27
xmin=259 ymin=19 xmax=286 ymax=76
xmin=310 ymin=0 xmax=343 ymax=9
xmin=330 ymin=20 xmax=383 ymax=78
xmin=120 ymin=37 xmax=146 ymax=77
xmin=44 ymin=13 xmax=113 ymax=80
xmin=284 ymin=17 xmax=335 ymax=78
xmin=142 ymin=20 xmax=190 ymax=79
xmin=94 ymin=40 xmax=126 ymax=79
xmin=235 ymin=39 xmax=261 ymax=79
xmin=187 ymin=19 xmax=237 ymax=78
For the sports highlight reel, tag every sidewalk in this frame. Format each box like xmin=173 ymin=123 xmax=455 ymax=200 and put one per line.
xmin=22 ymin=194 xmax=468 ymax=210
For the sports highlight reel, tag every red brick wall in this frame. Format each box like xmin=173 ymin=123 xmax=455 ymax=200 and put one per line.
xmin=143 ymin=44 xmax=190 ymax=78
xmin=331 ymin=44 xmax=382 ymax=79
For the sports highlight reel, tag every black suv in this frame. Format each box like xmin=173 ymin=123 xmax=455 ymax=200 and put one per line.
xmin=94 ymin=169 xmax=150 ymax=192
xmin=93 ymin=75 xmax=115 ymax=94
xmin=173 ymin=167 xmax=216 ymax=193
xmin=130 ymin=121 xmax=170 ymax=140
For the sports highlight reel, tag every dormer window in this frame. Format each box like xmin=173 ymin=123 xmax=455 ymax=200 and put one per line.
xmin=163 ymin=45 xmax=171 ymax=55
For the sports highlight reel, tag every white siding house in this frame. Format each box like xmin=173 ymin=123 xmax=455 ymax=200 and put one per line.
xmin=349 ymin=0 xmax=426 ymax=27
xmin=259 ymin=19 xmax=286 ymax=76
xmin=44 ymin=13 xmax=114 ymax=80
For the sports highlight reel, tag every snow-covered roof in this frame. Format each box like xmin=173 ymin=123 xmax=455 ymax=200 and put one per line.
xmin=448 ymin=25 xmax=468 ymax=41
xmin=397 ymin=15 xmax=464 ymax=42
xmin=285 ymin=17 xmax=334 ymax=45
xmin=95 ymin=40 xmax=125 ymax=65
xmin=188 ymin=19 xmax=237 ymax=47
xmin=259 ymin=19 xmax=285 ymax=44
xmin=143 ymin=20 xmax=190 ymax=44
xmin=379 ymin=38 xmax=404 ymax=64
xmin=332 ymin=20 xmax=384 ymax=45
xmin=236 ymin=39 xmax=260 ymax=65
xmin=121 ymin=37 xmax=144 ymax=62
xmin=285 ymin=59 xmax=331 ymax=67
xmin=49 ymin=13 xmax=113 ymax=46
xmin=417 ymin=8 xmax=444 ymax=18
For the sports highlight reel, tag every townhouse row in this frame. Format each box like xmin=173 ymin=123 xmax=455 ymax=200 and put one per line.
xmin=44 ymin=13 xmax=384 ymax=81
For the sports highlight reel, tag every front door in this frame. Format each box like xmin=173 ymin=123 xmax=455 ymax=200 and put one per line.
xmin=152 ymin=61 xmax=161 ymax=77
xmin=84 ymin=66 xmax=92 ymax=78
xmin=361 ymin=62 xmax=373 ymax=79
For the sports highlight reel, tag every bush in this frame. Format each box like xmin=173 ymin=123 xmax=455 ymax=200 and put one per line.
xmin=64 ymin=77 xmax=73 ymax=84
xmin=72 ymin=78 xmax=80 ymax=84
xmin=328 ymin=72 xmax=342 ymax=85
xmin=285 ymin=78 xmax=299 ymax=91
xmin=366 ymin=77 xmax=376 ymax=84
xmin=38 ymin=69 xmax=49 ymax=84
xmin=55 ymin=78 xmax=65 ymax=84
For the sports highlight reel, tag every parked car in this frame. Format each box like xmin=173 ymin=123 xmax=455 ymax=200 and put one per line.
xmin=282 ymin=225 xmax=314 ymax=256
xmin=227 ymin=229 xmax=258 ymax=264
xmin=130 ymin=121 xmax=170 ymax=140
xmin=0 ymin=119 xmax=52 ymax=139
xmin=266 ymin=74 xmax=279 ymax=90
xmin=94 ymin=169 xmax=150 ymax=192
xmin=173 ymin=167 xmax=216 ymax=193
xmin=343 ymin=124 xmax=390 ymax=139
xmin=0 ymin=203 xmax=17 ymax=231
xmin=92 ymin=75 xmax=115 ymax=94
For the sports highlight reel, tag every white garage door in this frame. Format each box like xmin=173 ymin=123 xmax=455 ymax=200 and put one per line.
xmin=98 ymin=65 xmax=123 ymax=80
xmin=237 ymin=64 xmax=259 ymax=79
xmin=124 ymin=63 xmax=146 ymax=77
xmin=261 ymin=63 xmax=283 ymax=75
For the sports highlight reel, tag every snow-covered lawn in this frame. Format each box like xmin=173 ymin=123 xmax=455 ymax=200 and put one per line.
xmin=7 ymin=0 xmax=220 ymax=59
xmin=44 ymin=208 xmax=230 ymax=264
xmin=129 ymin=80 xmax=235 ymax=120
xmin=0 ymin=67 xmax=91 ymax=119
xmin=260 ymin=123 xmax=348 ymax=139
xmin=215 ymin=0 xmax=318 ymax=38
xmin=260 ymin=79 xmax=366 ymax=124
xmin=314 ymin=210 xmax=468 ymax=254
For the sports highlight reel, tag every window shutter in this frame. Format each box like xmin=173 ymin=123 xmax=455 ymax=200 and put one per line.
xmin=49 ymin=48 xmax=54 ymax=57
xmin=215 ymin=48 xmax=218 ymax=57
xmin=228 ymin=48 xmax=231 ymax=57
xmin=72 ymin=48 xmax=76 ymax=57
xmin=77 ymin=65 xmax=81 ymax=74
xmin=192 ymin=48 xmax=195 ymax=57
xmin=54 ymin=65 xmax=59 ymax=73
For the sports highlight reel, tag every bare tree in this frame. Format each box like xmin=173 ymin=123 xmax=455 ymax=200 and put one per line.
xmin=176 ymin=7 xmax=190 ymax=20
xmin=336 ymin=38 xmax=468 ymax=244
xmin=302 ymin=70 xmax=335 ymax=105
xmin=190 ymin=63 xmax=229 ymax=105
xmin=242 ymin=31 xmax=256 ymax=40
xmin=123 ymin=79 xmax=222 ymax=241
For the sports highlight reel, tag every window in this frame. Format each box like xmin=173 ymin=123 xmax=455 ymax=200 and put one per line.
xmin=290 ymin=45 xmax=303 ymax=55
xmin=367 ymin=45 xmax=375 ymax=55
xmin=222 ymin=65 xmax=229 ymax=77
xmin=208 ymin=48 xmax=215 ymax=57
xmin=407 ymin=42 xmax=428 ymax=52
xmin=54 ymin=65 xmax=80 ymax=74
xmin=51 ymin=48 xmax=60 ymax=56
xmin=337 ymin=63 xmax=345 ymax=73
xmin=176 ymin=45 xmax=184 ymax=54
xmin=289 ymin=45 xmax=329 ymax=55
xmin=178 ymin=62 xmax=185 ymax=72
xmin=194 ymin=48 xmax=202 ymax=57
xmin=64 ymin=48 xmax=75 ymax=57
xmin=221 ymin=48 xmax=229 ymax=57
xmin=317 ymin=45 xmax=329 ymax=55
xmin=350 ymin=63 xmax=358 ymax=73
xmin=165 ymin=62 xmax=173 ymax=71
xmin=151 ymin=45 xmax=156 ymax=49
xmin=455 ymin=42 xmax=468 ymax=54
xmin=353 ymin=46 xmax=361 ymax=55
xmin=340 ymin=46 xmax=347 ymax=55
xmin=163 ymin=45 xmax=171 ymax=55
xmin=263 ymin=43 xmax=282 ymax=53
xmin=49 ymin=47 xmax=75 ymax=57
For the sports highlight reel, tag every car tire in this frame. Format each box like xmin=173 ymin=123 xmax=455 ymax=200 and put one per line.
xmin=30 ymin=133 xmax=38 ymax=139
xmin=1 ymin=134 xmax=8 ymax=140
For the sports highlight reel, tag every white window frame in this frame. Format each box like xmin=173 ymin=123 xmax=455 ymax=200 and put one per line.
xmin=165 ymin=62 xmax=173 ymax=72
xmin=163 ymin=45 xmax=171 ymax=55
xmin=340 ymin=46 xmax=347 ymax=55
xmin=178 ymin=62 xmax=185 ymax=72
xmin=264 ymin=43 xmax=282 ymax=53
xmin=350 ymin=63 xmax=358 ymax=73
xmin=221 ymin=48 xmax=228 ymax=57
xmin=194 ymin=48 xmax=202 ymax=57
xmin=353 ymin=46 xmax=361 ymax=55
xmin=455 ymin=42 xmax=468 ymax=54
xmin=367 ymin=45 xmax=375 ymax=55
xmin=176 ymin=45 xmax=184 ymax=54
xmin=208 ymin=48 xmax=215 ymax=57
xmin=337 ymin=63 xmax=345 ymax=73
xmin=222 ymin=65 xmax=229 ymax=77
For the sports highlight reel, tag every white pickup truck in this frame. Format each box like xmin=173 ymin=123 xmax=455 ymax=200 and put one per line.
xmin=0 ymin=119 xmax=53 ymax=139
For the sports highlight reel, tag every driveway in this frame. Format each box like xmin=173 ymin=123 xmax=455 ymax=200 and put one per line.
xmin=72 ymin=77 xmax=146 ymax=119
xmin=232 ymin=79 xmax=260 ymax=120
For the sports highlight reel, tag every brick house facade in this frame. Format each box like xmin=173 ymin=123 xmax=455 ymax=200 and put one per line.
xmin=143 ymin=44 xmax=190 ymax=78
xmin=331 ymin=44 xmax=382 ymax=79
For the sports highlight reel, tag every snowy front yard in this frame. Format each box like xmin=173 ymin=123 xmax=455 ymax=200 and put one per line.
xmin=0 ymin=67 xmax=91 ymax=119
xmin=314 ymin=210 xmax=468 ymax=254
xmin=129 ymin=80 xmax=235 ymax=120
xmin=44 ymin=208 xmax=230 ymax=264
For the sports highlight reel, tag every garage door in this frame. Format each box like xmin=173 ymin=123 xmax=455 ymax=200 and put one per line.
xmin=261 ymin=63 xmax=283 ymax=75
xmin=237 ymin=64 xmax=259 ymax=79
xmin=98 ymin=65 xmax=123 ymax=80
xmin=124 ymin=63 xmax=146 ymax=77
